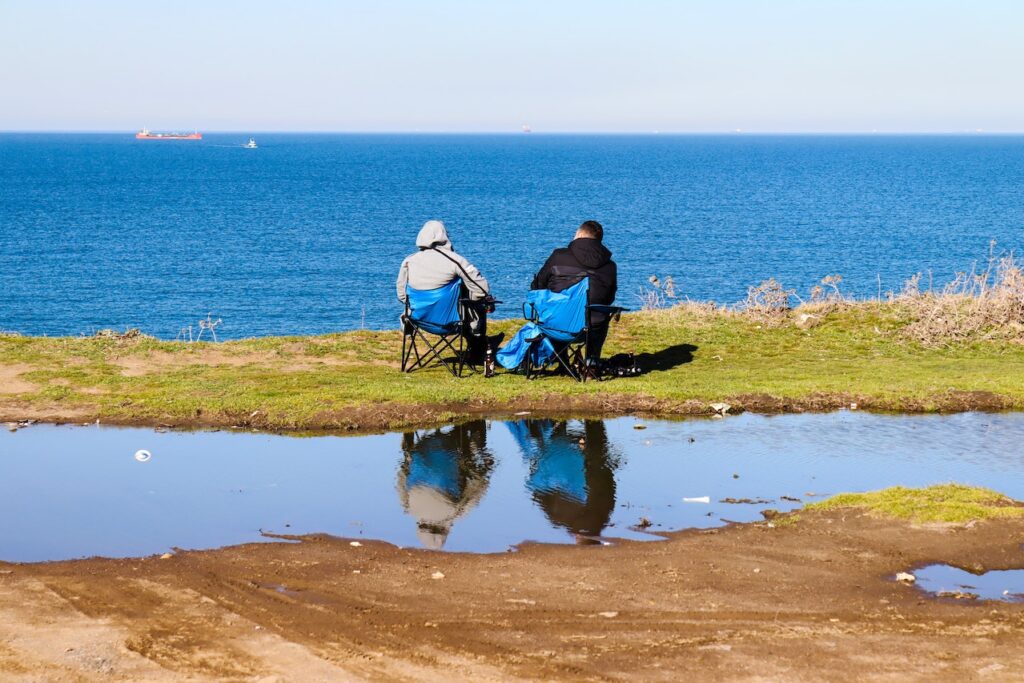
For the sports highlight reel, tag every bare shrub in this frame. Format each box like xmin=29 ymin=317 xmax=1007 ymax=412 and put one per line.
xmin=899 ymin=247 xmax=1024 ymax=346
xmin=809 ymin=274 xmax=848 ymax=304
xmin=637 ymin=275 xmax=677 ymax=310
xmin=738 ymin=278 xmax=795 ymax=322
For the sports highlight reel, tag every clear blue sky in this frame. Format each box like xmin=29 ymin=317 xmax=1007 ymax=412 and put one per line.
xmin=2 ymin=0 xmax=1021 ymax=132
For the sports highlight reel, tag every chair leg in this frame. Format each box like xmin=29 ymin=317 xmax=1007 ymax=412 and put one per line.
xmin=551 ymin=343 xmax=585 ymax=383
xmin=401 ymin=330 xmax=413 ymax=372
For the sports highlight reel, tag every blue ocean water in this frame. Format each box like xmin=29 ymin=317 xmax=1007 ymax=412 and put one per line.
xmin=1 ymin=133 xmax=1023 ymax=339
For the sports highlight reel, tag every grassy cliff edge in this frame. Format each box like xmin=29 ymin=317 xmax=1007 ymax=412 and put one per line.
xmin=2 ymin=301 xmax=1024 ymax=432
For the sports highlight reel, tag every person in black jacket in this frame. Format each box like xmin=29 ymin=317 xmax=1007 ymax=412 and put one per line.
xmin=531 ymin=220 xmax=617 ymax=361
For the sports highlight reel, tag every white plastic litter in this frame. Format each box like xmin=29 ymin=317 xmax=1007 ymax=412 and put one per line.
xmin=683 ymin=496 xmax=711 ymax=504
xmin=134 ymin=449 xmax=152 ymax=462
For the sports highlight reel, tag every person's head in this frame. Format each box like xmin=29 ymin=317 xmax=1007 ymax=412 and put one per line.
xmin=416 ymin=219 xmax=450 ymax=250
xmin=575 ymin=220 xmax=603 ymax=242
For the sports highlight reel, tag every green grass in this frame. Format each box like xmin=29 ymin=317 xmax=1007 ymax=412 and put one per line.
xmin=807 ymin=484 xmax=1024 ymax=523
xmin=2 ymin=301 xmax=1024 ymax=431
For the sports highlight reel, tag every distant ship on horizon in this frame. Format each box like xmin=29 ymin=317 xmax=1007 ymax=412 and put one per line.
xmin=135 ymin=128 xmax=202 ymax=140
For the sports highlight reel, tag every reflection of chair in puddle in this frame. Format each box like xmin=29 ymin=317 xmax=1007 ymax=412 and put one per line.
xmin=397 ymin=420 xmax=495 ymax=549
xmin=506 ymin=419 xmax=619 ymax=543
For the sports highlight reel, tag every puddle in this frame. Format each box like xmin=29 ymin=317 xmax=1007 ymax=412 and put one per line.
xmin=910 ymin=564 xmax=1024 ymax=602
xmin=2 ymin=412 xmax=1024 ymax=561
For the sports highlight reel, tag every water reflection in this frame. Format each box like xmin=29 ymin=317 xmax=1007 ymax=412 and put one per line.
xmin=507 ymin=420 xmax=621 ymax=543
xmin=397 ymin=421 xmax=494 ymax=549
xmin=4 ymin=412 xmax=1024 ymax=561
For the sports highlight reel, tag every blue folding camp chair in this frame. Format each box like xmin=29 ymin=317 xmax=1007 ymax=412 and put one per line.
xmin=401 ymin=279 xmax=469 ymax=377
xmin=522 ymin=277 xmax=627 ymax=382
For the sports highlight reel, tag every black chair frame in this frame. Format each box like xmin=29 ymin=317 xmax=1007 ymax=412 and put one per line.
xmin=402 ymin=295 xmax=497 ymax=377
xmin=522 ymin=301 xmax=625 ymax=383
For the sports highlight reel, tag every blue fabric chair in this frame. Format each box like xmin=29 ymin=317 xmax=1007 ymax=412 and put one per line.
xmin=503 ymin=277 xmax=626 ymax=382
xmin=401 ymin=279 xmax=468 ymax=377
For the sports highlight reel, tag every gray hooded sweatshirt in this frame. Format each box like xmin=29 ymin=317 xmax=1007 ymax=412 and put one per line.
xmin=396 ymin=221 xmax=489 ymax=303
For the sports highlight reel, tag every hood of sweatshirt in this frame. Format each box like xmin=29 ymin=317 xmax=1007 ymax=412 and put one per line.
xmin=416 ymin=220 xmax=451 ymax=250
xmin=568 ymin=237 xmax=612 ymax=269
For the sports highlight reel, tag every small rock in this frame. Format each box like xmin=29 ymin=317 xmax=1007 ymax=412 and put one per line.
xmin=633 ymin=424 xmax=647 ymax=430
xmin=732 ymin=473 xmax=739 ymax=479
xmin=896 ymin=572 xmax=916 ymax=584
xmin=349 ymin=541 xmax=362 ymax=547
xmin=697 ymin=643 xmax=732 ymax=652
xmin=352 ymin=570 xmax=361 ymax=574
xmin=160 ymin=553 xmax=173 ymax=560
xmin=598 ymin=611 xmax=618 ymax=618
xmin=753 ymin=568 xmax=761 ymax=574
xmin=760 ymin=509 xmax=780 ymax=520
xmin=637 ymin=517 xmax=652 ymax=528
xmin=978 ymin=662 xmax=1005 ymax=676
xmin=431 ymin=571 xmax=445 ymax=580
xmin=688 ymin=436 xmax=696 ymax=443
xmin=796 ymin=313 xmax=821 ymax=329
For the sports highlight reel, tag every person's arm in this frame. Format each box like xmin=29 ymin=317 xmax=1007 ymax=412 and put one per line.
xmin=608 ymin=262 xmax=618 ymax=303
xmin=531 ymin=253 xmax=555 ymax=290
xmin=451 ymin=252 xmax=489 ymax=300
xmin=396 ymin=258 xmax=410 ymax=303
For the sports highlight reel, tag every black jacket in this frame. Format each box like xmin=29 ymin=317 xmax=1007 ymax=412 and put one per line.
xmin=531 ymin=238 xmax=617 ymax=322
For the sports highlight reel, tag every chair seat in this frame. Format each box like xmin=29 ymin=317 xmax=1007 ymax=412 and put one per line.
xmin=407 ymin=316 xmax=461 ymax=337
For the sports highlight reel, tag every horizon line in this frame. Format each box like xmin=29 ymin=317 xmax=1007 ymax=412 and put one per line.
xmin=3 ymin=129 xmax=1024 ymax=136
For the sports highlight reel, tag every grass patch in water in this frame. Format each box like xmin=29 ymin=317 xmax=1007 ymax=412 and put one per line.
xmin=807 ymin=484 xmax=1024 ymax=523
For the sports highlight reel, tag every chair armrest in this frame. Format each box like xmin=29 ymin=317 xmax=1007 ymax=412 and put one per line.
xmin=587 ymin=304 xmax=630 ymax=314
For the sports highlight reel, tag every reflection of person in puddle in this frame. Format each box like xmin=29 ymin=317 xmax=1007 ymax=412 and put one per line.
xmin=397 ymin=420 xmax=495 ymax=549
xmin=506 ymin=419 xmax=619 ymax=543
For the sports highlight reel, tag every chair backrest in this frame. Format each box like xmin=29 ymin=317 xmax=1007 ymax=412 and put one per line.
xmin=407 ymin=279 xmax=462 ymax=335
xmin=525 ymin=277 xmax=589 ymax=343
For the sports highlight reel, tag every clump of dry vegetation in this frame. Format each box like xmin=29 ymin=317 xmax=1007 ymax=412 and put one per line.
xmin=895 ymin=248 xmax=1024 ymax=347
xmin=639 ymin=246 xmax=1024 ymax=346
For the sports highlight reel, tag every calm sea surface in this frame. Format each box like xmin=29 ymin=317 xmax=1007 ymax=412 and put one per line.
xmin=1 ymin=133 xmax=1022 ymax=339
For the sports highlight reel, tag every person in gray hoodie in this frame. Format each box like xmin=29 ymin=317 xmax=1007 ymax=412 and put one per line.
xmin=396 ymin=220 xmax=500 ymax=364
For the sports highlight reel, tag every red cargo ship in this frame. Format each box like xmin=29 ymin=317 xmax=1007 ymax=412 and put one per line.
xmin=135 ymin=128 xmax=202 ymax=140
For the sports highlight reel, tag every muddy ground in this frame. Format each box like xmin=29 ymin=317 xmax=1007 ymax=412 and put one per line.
xmin=2 ymin=388 xmax=1016 ymax=436
xmin=2 ymin=510 xmax=1023 ymax=681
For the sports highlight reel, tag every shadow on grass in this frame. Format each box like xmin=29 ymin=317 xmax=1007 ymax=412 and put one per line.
xmin=634 ymin=343 xmax=698 ymax=373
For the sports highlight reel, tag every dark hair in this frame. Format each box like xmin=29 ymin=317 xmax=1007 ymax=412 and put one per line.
xmin=578 ymin=220 xmax=603 ymax=241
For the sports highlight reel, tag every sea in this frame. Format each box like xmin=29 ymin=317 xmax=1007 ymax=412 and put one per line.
xmin=1 ymin=133 xmax=1022 ymax=339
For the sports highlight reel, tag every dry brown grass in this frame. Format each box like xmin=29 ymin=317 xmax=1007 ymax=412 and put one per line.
xmin=896 ymin=249 xmax=1024 ymax=347
xmin=639 ymin=248 xmax=1024 ymax=346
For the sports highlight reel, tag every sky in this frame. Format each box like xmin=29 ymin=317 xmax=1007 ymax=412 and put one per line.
xmin=1 ymin=0 xmax=1022 ymax=132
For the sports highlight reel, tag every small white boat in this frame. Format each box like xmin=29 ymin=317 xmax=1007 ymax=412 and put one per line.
xmin=244 ymin=138 xmax=257 ymax=149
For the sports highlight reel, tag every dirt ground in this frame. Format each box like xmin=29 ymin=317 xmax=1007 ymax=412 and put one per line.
xmin=2 ymin=388 xmax=1016 ymax=437
xmin=2 ymin=510 xmax=1023 ymax=682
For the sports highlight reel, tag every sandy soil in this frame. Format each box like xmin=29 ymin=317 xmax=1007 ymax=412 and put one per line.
xmin=0 ymin=364 xmax=36 ymax=395
xmin=2 ymin=510 xmax=1023 ymax=681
